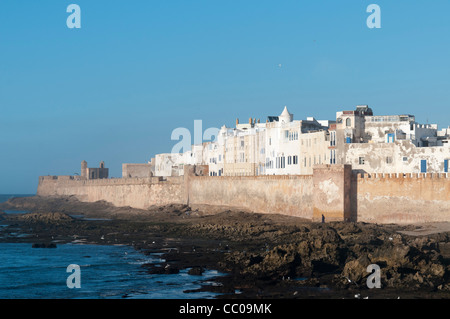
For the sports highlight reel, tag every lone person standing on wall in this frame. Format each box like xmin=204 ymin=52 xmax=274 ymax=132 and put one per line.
xmin=322 ymin=214 xmax=325 ymax=223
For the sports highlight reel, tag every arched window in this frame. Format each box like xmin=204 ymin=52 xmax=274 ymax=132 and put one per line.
xmin=346 ymin=118 xmax=351 ymax=127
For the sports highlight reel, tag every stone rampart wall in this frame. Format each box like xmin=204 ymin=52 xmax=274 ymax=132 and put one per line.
xmin=36 ymin=168 xmax=450 ymax=223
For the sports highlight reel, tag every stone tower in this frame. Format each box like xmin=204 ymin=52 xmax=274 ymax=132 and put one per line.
xmin=81 ymin=160 xmax=87 ymax=179
xmin=279 ymin=106 xmax=293 ymax=123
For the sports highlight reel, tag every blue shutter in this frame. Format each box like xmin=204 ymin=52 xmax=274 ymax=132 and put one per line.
xmin=445 ymin=159 xmax=448 ymax=173
xmin=421 ymin=160 xmax=427 ymax=173
xmin=346 ymin=137 xmax=351 ymax=143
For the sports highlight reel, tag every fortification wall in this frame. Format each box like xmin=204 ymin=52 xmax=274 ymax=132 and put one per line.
xmin=36 ymin=168 xmax=450 ymax=224
xmin=187 ymin=175 xmax=314 ymax=218
xmin=312 ymin=165 xmax=352 ymax=222
xmin=355 ymin=173 xmax=450 ymax=224
xmin=122 ymin=163 xmax=153 ymax=178
xmin=37 ymin=176 xmax=185 ymax=209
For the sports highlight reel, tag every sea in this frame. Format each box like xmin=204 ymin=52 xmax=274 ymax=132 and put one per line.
xmin=0 ymin=194 xmax=223 ymax=299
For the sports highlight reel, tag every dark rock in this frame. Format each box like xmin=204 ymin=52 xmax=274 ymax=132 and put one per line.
xmin=164 ymin=264 xmax=180 ymax=274
xmin=144 ymin=263 xmax=180 ymax=275
xmin=19 ymin=212 xmax=73 ymax=224
xmin=32 ymin=243 xmax=57 ymax=248
xmin=309 ymin=228 xmax=342 ymax=244
xmin=188 ymin=266 xmax=204 ymax=276
xmin=341 ymin=255 xmax=371 ymax=284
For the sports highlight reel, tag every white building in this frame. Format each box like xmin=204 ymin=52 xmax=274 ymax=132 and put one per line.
xmin=155 ymin=153 xmax=182 ymax=177
xmin=151 ymin=105 xmax=450 ymax=177
xmin=222 ymin=124 xmax=265 ymax=176
xmin=264 ymin=107 xmax=301 ymax=175
xmin=335 ymin=105 xmax=450 ymax=174
xmin=154 ymin=144 xmax=205 ymax=177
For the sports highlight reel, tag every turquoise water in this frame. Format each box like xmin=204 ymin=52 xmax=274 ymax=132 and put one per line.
xmin=0 ymin=195 xmax=223 ymax=299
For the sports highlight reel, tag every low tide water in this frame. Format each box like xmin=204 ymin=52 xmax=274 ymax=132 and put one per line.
xmin=0 ymin=194 xmax=223 ymax=299
xmin=0 ymin=243 xmax=222 ymax=299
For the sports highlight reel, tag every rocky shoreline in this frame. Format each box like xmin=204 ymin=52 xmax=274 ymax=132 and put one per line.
xmin=0 ymin=195 xmax=449 ymax=299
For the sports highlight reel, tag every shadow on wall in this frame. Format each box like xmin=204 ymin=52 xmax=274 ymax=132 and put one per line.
xmin=349 ymin=173 xmax=358 ymax=222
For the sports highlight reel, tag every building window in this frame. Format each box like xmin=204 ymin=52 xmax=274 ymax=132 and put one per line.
xmin=288 ymin=156 xmax=292 ymax=165
xmin=289 ymin=132 xmax=297 ymax=141
xmin=330 ymin=131 xmax=335 ymax=146
xmin=359 ymin=157 xmax=365 ymax=165
xmin=403 ymin=157 xmax=408 ymax=162
xmin=346 ymin=118 xmax=351 ymax=127
xmin=386 ymin=157 xmax=393 ymax=164
xmin=387 ymin=133 xmax=395 ymax=143
xmin=293 ymin=156 xmax=298 ymax=165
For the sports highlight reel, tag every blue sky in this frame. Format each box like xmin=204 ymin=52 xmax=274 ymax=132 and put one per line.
xmin=1 ymin=1 xmax=450 ymax=193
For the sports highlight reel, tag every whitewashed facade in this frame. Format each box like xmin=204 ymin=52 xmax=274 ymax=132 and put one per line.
xmin=152 ymin=105 xmax=450 ymax=177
